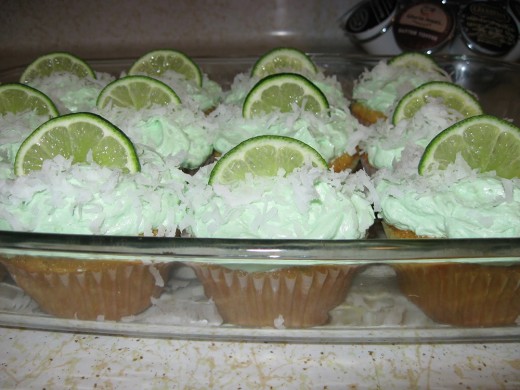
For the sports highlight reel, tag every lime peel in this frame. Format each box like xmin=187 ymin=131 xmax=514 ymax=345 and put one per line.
xmin=242 ymin=72 xmax=329 ymax=119
xmin=15 ymin=112 xmax=140 ymax=176
xmin=20 ymin=52 xmax=96 ymax=84
xmin=388 ymin=52 xmax=443 ymax=73
xmin=128 ymin=49 xmax=203 ymax=87
xmin=251 ymin=47 xmax=318 ymax=78
xmin=419 ymin=114 xmax=520 ymax=179
xmin=209 ymin=135 xmax=328 ymax=185
xmin=392 ymin=81 xmax=483 ymax=125
xmin=96 ymin=75 xmax=181 ymax=110
xmin=0 ymin=83 xmax=59 ymax=117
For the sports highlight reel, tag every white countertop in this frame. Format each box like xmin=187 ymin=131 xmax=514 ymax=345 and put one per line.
xmin=1 ymin=327 xmax=519 ymax=389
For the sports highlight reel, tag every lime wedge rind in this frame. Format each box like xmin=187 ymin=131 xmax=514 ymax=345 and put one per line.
xmin=419 ymin=114 xmax=520 ymax=179
xmin=0 ymin=83 xmax=59 ymax=117
xmin=388 ymin=52 xmax=443 ymax=73
xmin=96 ymin=75 xmax=182 ymax=110
xmin=14 ymin=112 xmax=140 ymax=176
xmin=251 ymin=47 xmax=318 ymax=78
xmin=209 ymin=135 xmax=328 ymax=185
xmin=242 ymin=72 xmax=329 ymax=119
xmin=128 ymin=49 xmax=203 ymax=88
xmin=20 ymin=52 xmax=96 ymax=84
xmin=392 ymin=81 xmax=483 ymax=125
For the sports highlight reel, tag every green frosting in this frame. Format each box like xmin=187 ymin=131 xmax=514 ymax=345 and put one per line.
xmin=0 ymin=151 xmax=188 ymax=236
xmin=213 ymin=68 xmax=363 ymax=162
xmin=185 ymin=165 xmax=375 ymax=271
xmin=375 ymin=149 xmax=520 ymax=238
xmin=28 ymin=72 xmax=114 ymax=114
xmin=98 ymin=105 xmax=216 ymax=169
xmin=352 ymin=61 xmax=450 ymax=116
xmin=362 ymin=101 xmax=465 ymax=170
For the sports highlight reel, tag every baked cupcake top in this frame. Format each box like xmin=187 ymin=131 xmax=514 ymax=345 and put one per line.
xmin=374 ymin=146 xmax=520 ymax=238
xmin=185 ymin=163 xmax=375 ymax=240
xmin=352 ymin=60 xmax=451 ymax=118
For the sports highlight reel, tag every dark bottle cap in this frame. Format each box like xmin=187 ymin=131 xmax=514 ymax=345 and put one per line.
xmin=393 ymin=1 xmax=456 ymax=52
xmin=459 ymin=1 xmax=519 ymax=56
xmin=343 ymin=0 xmax=398 ymax=42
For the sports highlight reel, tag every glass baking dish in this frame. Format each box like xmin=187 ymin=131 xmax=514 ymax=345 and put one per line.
xmin=0 ymin=54 xmax=519 ymax=344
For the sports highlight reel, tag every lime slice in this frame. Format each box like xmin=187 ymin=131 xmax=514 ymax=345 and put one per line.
xmin=128 ymin=49 xmax=203 ymax=87
xmin=96 ymin=75 xmax=181 ymax=110
xmin=251 ymin=47 xmax=318 ymax=78
xmin=392 ymin=81 xmax=483 ymax=125
xmin=20 ymin=52 xmax=96 ymax=84
xmin=242 ymin=73 xmax=329 ymax=119
xmin=0 ymin=83 xmax=59 ymax=117
xmin=388 ymin=52 xmax=443 ymax=73
xmin=14 ymin=112 xmax=140 ymax=175
xmin=209 ymin=135 xmax=328 ymax=185
xmin=419 ymin=115 xmax=520 ymax=179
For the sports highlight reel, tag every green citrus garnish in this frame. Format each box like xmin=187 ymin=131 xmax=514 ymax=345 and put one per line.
xmin=209 ymin=135 xmax=328 ymax=185
xmin=388 ymin=52 xmax=443 ymax=73
xmin=251 ymin=47 xmax=317 ymax=78
xmin=392 ymin=81 xmax=483 ymax=125
xmin=15 ymin=112 xmax=140 ymax=175
xmin=242 ymin=73 xmax=329 ymax=119
xmin=20 ymin=52 xmax=96 ymax=84
xmin=0 ymin=83 xmax=59 ymax=117
xmin=128 ymin=49 xmax=203 ymax=87
xmin=96 ymin=75 xmax=181 ymax=110
xmin=419 ymin=114 xmax=520 ymax=179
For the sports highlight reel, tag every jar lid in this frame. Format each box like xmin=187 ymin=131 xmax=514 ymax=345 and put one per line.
xmin=512 ymin=0 xmax=520 ymax=22
xmin=343 ymin=0 xmax=398 ymax=43
xmin=393 ymin=1 xmax=456 ymax=53
xmin=459 ymin=1 xmax=519 ymax=56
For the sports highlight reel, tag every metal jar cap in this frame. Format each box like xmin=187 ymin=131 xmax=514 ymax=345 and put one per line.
xmin=459 ymin=1 xmax=519 ymax=57
xmin=393 ymin=1 xmax=456 ymax=53
xmin=342 ymin=0 xmax=398 ymax=43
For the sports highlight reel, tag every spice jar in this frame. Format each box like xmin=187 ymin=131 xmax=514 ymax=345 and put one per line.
xmin=392 ymin=1 xmax=456 ymax=54
xmin=341 ymin=0 xmax=401 ymax=55
xmin=450 ymin=0 xmax=520 ymax=61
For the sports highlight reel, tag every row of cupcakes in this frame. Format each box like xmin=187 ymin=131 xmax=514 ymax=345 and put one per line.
xmin=0 ymin=48 xmax=519 ymax=328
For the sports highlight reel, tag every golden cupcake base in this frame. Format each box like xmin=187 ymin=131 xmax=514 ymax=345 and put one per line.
xmin=2 ymin=256 xmax=172 ymax=321
xmin=350 ymin=101 xmax=387 ymax=126
xmin=383 ymin=222 xmax=520 ymax=327
xmin=192 ymin=264 xmax=359 ymax=328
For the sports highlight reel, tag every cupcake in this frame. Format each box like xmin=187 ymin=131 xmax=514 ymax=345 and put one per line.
xmin=184 ymin=142 xmax=376 ymax=328
xmin=20 ymin=52 xmax=115 ymax=114
xmin=96 ymin=98 xmax=217 ymax=171
xmin=374 ymin=144 xmax=520 ymax=327
xmin=351 ymin=52 xmax=451 ymax=126
xmin=211 ymin=48 xmax=367 ymax=172
xmin=360 ymin=95 xmax=473 ymax=175
xmin=0 ymin=113 xmax=190 ymax=320
xmin=127 ymin=49 xmax=223 ymax=114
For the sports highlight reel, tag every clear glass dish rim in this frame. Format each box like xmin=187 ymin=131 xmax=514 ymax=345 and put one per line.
xmin=2 ymin=52 xmax=520 ymax=76
xmin=1 ymin=229 xmax=520 ymax=265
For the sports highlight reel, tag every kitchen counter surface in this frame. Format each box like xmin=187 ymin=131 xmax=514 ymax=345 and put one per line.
xmin=1 ymin=327 xmax=519 ymax=389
